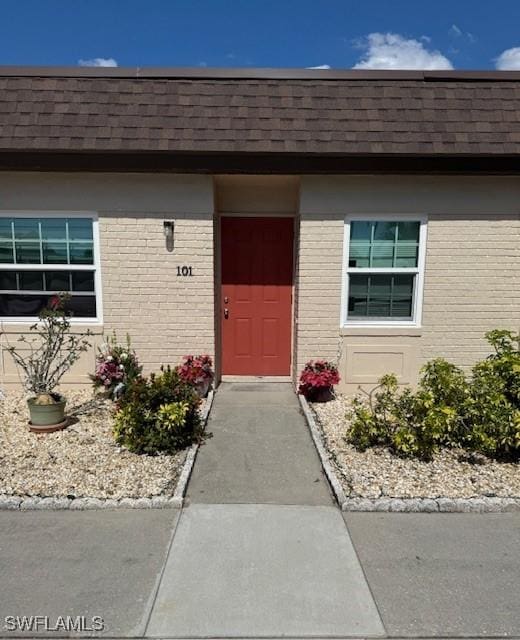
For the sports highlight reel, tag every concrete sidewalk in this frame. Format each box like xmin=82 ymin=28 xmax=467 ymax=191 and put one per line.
xmin=187 ymin=382 xmax=332 ymax=505
xmin=345 ymin=512 xmax=520 ymax=638
xmin=1 ymin=506 xmax=519 ymax=638
xmin=0 ymin=510 xmax=178 ymax=637
xmin=146 ymin=503 xmax=385 ymax=638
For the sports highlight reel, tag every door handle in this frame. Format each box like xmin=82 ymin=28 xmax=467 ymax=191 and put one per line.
xmin=224 ymin=308 xmax=229 ymax=319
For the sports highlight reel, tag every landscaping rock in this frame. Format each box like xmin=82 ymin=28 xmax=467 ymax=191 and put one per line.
xmin=99 ymin=499 xmax=120 ymax=509
xmin=502 ymin=499 xmax=520 ymax=512
xmin=438 ymin=498 xmax=458 ymax=512
xmin=35 ymin=497 xmax=71 ymax=509
xmin=167 ymin=497 xmax=184 ymax=509
xmin=20 ymin=497 xmax=41 ymax=510
xmin=151 ymin=496 xmax=171 ymax=509
xmin=312 ymin=395 xmax=519 ymax=505
xmin=389 ymin=499 xmax=408 ymax=512
xmin=422 ymin=499 xmax=440 ymax=512
xmin=129 ymin=498 xmax=153 ymax=509
xmin=0 ymin=389 xmax=186 ymax=501
xmin=0 ymin=495 xmax=21 ymax=510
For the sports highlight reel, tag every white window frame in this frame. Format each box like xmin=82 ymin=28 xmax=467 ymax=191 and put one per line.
xmin=341 ymin=214 xmax=427 ymax=328
xmin=0 ymin=211 xmax=103 ymax=325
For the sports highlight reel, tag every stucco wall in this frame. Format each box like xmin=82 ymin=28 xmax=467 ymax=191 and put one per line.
xmin=0 ymin=172 xmax=215 ymax=387
xmin=297 ymin=175 xmax=520 ymax=393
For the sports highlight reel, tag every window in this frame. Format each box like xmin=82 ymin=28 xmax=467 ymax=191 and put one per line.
xmin=0 ymin=214 xmax=101 ymax=321
xmin=342 ymin=217 xmax=426 ymax=326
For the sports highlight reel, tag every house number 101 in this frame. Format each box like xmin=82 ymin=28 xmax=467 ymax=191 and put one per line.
xmin=177 ymin=265 xmax=193 ymax=277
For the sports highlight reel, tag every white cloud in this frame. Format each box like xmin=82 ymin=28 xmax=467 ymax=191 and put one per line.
xmin=495 ymin=47 xmax=520 ymax=70
xmin=449 ymin=24 xmax=462 ymax=37
xmin=78 ymin=57 xmax=118 ymax=67
xmin=449 ymin=24 xmax=476 ymax=43
xmin=353 ymin=32 xmax=454 ymax=70
xmin=307 ymin=64 xmax=331 ymax=69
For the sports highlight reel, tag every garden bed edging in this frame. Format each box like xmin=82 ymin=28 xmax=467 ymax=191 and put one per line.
xmin=0 ymin=388 xmax=215 ymax=511
xmin=298 ymin=394 xmax=520 ymax=513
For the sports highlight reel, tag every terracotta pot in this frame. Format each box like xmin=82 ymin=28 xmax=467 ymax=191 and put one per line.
xmin=194 ymin=378 xmax=212 ymax=398
xmin=307 ymin=386 xmax=334 ymax=403
xmin=27 ymin=396 xmax=67 ymax=432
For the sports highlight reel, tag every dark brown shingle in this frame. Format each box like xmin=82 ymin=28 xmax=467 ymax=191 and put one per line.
xmin=0 ymin=69 xmax=519 ymax=156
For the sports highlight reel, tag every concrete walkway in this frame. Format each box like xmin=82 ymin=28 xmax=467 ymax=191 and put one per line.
xmin=187 ymin=382 xmax=333 ymax=505
xmin=148 ymin=383 xmax=385 ymax=637
xmin=146 ymin=504 xmax=385 ymax=638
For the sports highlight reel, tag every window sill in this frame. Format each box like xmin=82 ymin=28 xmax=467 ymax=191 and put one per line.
xmin=0 ymin=321 xmax=104 ymax=335
xmin=340 ymin=325 xmax=422 ymax=337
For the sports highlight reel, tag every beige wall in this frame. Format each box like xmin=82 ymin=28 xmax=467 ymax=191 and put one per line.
xmin=2 ymin=171 xmax=519 ymax=393
xmin=215 ymin=175 xmax=299 ymax=215
xmin=297 ymin=175 xmax=520 ymax=393
xmin=0 ymin=172 xmax=215 ymax=387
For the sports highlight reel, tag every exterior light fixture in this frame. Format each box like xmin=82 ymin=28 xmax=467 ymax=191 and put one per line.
xmin=163 ymin=220 xmax=174 ymax=252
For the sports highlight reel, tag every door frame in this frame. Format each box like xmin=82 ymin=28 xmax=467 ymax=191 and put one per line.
xmin=215 ymin=212 xmax=298 ymax=382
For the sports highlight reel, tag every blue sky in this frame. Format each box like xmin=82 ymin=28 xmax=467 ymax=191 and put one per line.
xmin=1 ymin=0 xmax=520 ymax=70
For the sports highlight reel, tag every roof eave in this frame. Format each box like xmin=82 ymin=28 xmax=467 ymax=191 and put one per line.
xmin=0 ymin=150 xmax=519 ymax=175
xmin=1 ymin=65 xmax=520 ymax=81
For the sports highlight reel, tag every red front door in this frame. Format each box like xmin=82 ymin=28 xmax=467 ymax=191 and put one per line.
xmin=221 ymin=217 xmax=294 ymax=376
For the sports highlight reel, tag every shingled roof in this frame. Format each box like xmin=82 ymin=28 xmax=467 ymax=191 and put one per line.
xmin=0 ymin=67 xmax=519 ymax=173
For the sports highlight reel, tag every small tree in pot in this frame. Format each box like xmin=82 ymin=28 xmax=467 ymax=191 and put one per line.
xmin=5 ymin=294 xmax=91 ymax=432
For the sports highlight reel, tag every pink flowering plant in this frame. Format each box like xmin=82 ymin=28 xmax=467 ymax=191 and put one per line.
xmin=91 ymin=332 xmax=142 ymax=399
xmin=176 ymin=355 xmax=214 ymax=396
xmin=298 ymin=359 xmax=340 ymax=400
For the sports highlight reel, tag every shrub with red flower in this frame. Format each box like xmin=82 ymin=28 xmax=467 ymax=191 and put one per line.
xmin=298 ymin=359 xmax=340 ymax=400
xmin=176 ymin=354 xmax=214 ymax=385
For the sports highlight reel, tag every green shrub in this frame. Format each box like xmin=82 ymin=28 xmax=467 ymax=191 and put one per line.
xmin=347 ymin=331 xmax=520 ymax=461
xmin=348 ymin=364 xmax=464 ymax=460
xmin=113 ymin=366 xmax=202 ymax=454
xmin=464 ymin=330 xmax=520 ymax=458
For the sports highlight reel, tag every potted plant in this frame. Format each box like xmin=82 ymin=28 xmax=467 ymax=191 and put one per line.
xmin=176 ymin=354 xmax=214 ymax=398
xmin=5 ymin=294 xmax=91 ymax=432
xmin=298 ymin=359 xmax=341 ymax=402
xmin=90 ymin=332 xmax=142 ymax=400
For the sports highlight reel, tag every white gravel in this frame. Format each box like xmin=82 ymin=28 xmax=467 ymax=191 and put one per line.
xmin=312 ymin=395 xmax=520 ymax=500
xmin=0 ymin=389 xmax=187 ymax=500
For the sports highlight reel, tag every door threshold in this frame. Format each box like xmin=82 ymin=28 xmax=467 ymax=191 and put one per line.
xmin=220 ymin=375 xmax=292 ymax=383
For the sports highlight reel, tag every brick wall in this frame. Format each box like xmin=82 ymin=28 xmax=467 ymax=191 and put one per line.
xmin=0 ymin=172 xmax=215 ymax=386
xmin=100 ymin=212 xmax=215 ymax=372
xmin=2 ymin=172 xmax=520 ymax=391
xmin=421 ymin=214 xmax=520 ymax=368
xmin=297 ymin=175 xmax=520 ymax=392
xmin=295 ymin=214 xmax=344 ymax=377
